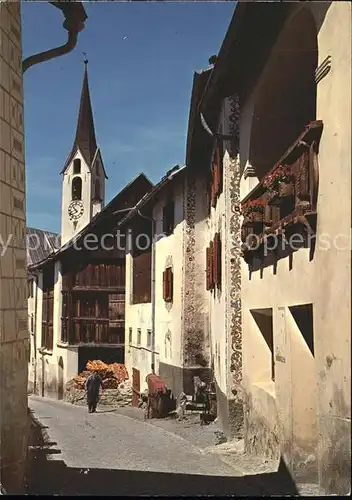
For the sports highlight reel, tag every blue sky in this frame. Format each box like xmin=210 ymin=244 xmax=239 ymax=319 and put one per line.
xmin=22 ymin=1 xmax=235 ymax=233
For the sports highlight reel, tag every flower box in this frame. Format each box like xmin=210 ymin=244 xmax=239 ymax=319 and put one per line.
xmin=241 ymin=199 xmax=265 ymax=223
xmin=263 ymin=164 xmax=295 ymax=204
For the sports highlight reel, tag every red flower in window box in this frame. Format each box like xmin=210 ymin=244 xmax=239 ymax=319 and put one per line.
xmin=241 ymin=198 xmax=265 ymax=222
xmin=263 ymin=165 xmax=294 ymax=192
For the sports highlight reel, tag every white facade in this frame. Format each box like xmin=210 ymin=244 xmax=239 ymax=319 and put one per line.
xmin=125 ymin=176 xmax=186 ymax=394
xmin=125 ymin=167 xmax=213 ymax=399
xmin=235 ymin=2 xmax=351 ymax=493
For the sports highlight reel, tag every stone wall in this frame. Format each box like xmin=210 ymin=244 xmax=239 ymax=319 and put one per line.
xmin=0 ymin=2 xmax=29 ymax=493
xmin=65 ymin=380 xmax=133 ymax=408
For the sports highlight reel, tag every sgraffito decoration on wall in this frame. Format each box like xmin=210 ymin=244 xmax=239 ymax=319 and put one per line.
xmin=226 ymin=93 xmax=243 ymax=390
xmin=182 ymin=171 xmax=202 ymax=367
xmin=229 ymin=154 xmax=242 ymax=385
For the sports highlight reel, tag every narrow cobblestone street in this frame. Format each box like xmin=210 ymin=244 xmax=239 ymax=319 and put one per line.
xmin=27 ymin=395 xmax=303 ymax=496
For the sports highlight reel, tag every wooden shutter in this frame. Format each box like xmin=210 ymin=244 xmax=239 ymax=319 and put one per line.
xmin=209 ymin=240 xmax=214 ymax=288
xmin=218 ymin=141 xmax=223 ymax=195
xmin=211 ymin=164 xmax=217 ymax=208
xmin=213 ymin=235 xmax=218 ymax=286
xmin=163 ymin=268 xmax=173 ymax=302
xmin=214 ymin=233 xmax=222 ymax=288
xmin=42 ymin=292 xmax=47 ymax=348
xmin=162 ymin=270 xmax=167 ymax=300
xmin=167 ymin=268 xmax=173 ymax=302
xmin=208 ymin=170 xmax=213 ymax=214
xmin=206 ymin=247 xmax=211 ymax=290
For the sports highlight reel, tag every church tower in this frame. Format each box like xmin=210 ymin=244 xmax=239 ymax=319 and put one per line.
xmin=60 ymin=60 xmax=107 ymax=245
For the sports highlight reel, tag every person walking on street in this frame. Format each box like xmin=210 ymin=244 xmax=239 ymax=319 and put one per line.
xmin=85 ymin=371 xmax=103 ymax=413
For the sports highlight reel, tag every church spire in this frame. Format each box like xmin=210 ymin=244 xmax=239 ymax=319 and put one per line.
xmin=74 ymin=56 xmax=98 ymax=166
xmin=61 ymin=57 xmax=98 ymax=173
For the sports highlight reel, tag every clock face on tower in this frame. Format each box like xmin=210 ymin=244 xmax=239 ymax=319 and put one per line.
xmin=68 ymin=200 xmax=84 ymax=221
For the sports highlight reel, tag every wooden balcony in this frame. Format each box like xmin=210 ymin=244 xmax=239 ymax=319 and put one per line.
xmin=60 ymin=287 xmax=125 ymax=346
xmin=62 ymin=262 xmax=125 ymax=291
xmin=61 ymin=318 xmax=124 ymax=346
xmin=240 ymin=121 xmax=323 ymax=265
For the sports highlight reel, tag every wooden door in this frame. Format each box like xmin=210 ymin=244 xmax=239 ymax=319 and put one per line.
xmin=132 ymin=368 xmax=140 ymax=407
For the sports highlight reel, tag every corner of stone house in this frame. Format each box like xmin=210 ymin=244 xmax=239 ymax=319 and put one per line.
xmin=319 ymin=412 xmax=351 ymax=495
xmin=242 ymin=389 xmax=280 ymax=462
xmin=226 ymin=384 xmax=245 ymax=441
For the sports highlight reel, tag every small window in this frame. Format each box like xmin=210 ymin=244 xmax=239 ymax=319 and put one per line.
xmin=72 ymin=176 xmax=82 ymax=200
xmin=30 ymin=314 xmax=34 ymax=333
xmin=147 ymin=329 xmax=152 ymax=348
xmin=73 ymin=159 xmax=81 ymax=174
xmin=129 ymin=327 xmax=132 ymax=344
xmin=162 ymin=201 xmax=175 ymax=236
xmin=137 ymin=328 xmax=141 ymax=346
xmin=162 ymin=267 xmax=173 ymax=302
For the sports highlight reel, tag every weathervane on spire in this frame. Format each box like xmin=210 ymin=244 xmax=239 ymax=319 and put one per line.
xmin=82 ymin=52 xmax=88 ymax=66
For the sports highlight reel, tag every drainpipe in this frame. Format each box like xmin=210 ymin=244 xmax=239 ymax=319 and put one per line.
xmin=22 ymin=2 xmax=87 ymax=73
xmin=137 ymin=210 xmax=156 ymax=370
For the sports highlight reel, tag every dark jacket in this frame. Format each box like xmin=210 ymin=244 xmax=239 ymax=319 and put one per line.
xmin=85 ymin=373 xmax=102 ymax=401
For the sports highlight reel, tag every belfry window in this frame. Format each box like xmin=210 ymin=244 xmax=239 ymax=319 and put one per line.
xmin=73 ymin=158 xmax=81 ymax=174
xmin=72 ymin=176 xmax=82 ymax=200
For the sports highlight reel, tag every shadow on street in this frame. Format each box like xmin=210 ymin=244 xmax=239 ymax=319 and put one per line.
xmin=26 ymin=408 xmax=299 ymax=496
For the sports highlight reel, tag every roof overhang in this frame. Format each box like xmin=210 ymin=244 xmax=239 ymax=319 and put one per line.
xmin=93 ymin=147 xmax=108 ymax=179
xmin=28 ymin=173 xmax=153 ymax=272
xmin=185 ymin=68 xmax=213 ymax=169
xmin=185 ymin=1 xmax=295 ymax=170
xmin=200 ymin=1 xmax=294 ymax=113
xmin=117 ymin=165 xmax=187 ymax=230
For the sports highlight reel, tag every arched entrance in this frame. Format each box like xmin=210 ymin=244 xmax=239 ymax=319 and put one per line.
xmin=58 ymin=356 xmax=64 ymax=400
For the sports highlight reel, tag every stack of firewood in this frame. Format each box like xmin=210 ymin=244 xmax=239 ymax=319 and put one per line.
xmin=111 ymin=363 xmax=129 ymax=381
xmin=72 ymin=360 xmax=129 ymax=390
